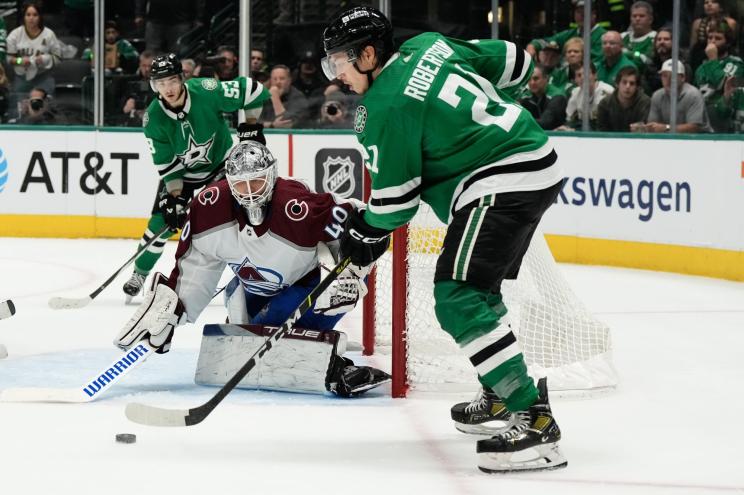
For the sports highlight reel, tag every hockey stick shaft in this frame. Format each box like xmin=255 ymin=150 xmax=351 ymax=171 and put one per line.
xmin=0 ymin=342 xmax=155 ymax=403
xmin=125 ymin=256 xmax=352 ymax=427
xmin=48 ymin=225 xmax=171 ymax=309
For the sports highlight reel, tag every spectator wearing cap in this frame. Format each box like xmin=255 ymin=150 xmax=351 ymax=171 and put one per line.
xmin=598 ymin=66 xmax=651 ymax=131
xmin=646 ymin=59 xmax=711 ymax=133
xmin=621 ymin=1 xmax=657 ymax=72
xmin=538 ymin=41 xmax=562 ymax=75
xmin=102 ymin=21 xmax=139 ymax=74
xmin=519 ymin=63 xmax=567 ymax=130
xmin=559 ymin=61 xmax=615 ymax=131
xmin=694 ymin=20 xmax=744 ymax=132
xmin=134 ymin=0 xmax=204 ymax=54
xmin=549 ymin=37 xmax=584 ymax=97
xmin=260 ymin=64 xmax=310 ymax=129
xmin=598 ymin=31 xmax=637 ymax=85
xmin=527 ymin=0 xmax=607 ymax=66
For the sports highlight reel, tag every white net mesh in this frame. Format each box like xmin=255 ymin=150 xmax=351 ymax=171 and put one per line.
xmin=370 ymin=203 xmax=618 ymax=394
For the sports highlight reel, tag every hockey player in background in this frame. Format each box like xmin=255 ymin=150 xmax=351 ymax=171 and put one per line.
xmin=322 ymin=7 xmax=565 ymax=471
xmin=114 ymin=141 xmax=390 ymax=398
xmin=122 ymin=53 xmax=269 ymax=301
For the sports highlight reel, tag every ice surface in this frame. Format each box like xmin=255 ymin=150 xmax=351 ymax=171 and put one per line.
xmin=0 ymin=237 xmax=743 ymax=494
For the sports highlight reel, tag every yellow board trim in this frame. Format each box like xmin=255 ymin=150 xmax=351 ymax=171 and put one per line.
xmin=0 ymin=214 xmax=179 ymax=240
xmin=2 ymin=215 xmax=744 ymax=282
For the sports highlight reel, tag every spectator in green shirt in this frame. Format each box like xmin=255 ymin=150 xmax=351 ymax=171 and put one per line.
xmin=621 ymin=1 xmax=657 ymax=71
xmin=694 ymin=20 xmax=744 ymax=132
xmin=598 ymin=30 xmax=637 ymax=85
xmin=527 ymin=0 xmax=607 ymax=66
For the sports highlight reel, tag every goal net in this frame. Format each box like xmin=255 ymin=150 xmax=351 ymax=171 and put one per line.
xmin=362 ymin=203 xmax=618 ymax=397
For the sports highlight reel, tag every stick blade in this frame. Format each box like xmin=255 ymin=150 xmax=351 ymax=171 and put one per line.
xmin=48 ymin=296 xmax=93 ymax=310
xmin=125 ymin=402 xmax=189 ymax=427
xmin=0 ymin=387 xmax=90 ymax=403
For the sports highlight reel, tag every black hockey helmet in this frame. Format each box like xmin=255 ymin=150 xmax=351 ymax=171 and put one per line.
xmin=149 ymin=53 xmax=184 ymax=92
xmin=321 ymin=6 xmax=393 ymax=81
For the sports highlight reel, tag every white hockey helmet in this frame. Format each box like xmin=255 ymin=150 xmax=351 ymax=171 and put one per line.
xmin=225 ymin=141 xmax=278 ymax=223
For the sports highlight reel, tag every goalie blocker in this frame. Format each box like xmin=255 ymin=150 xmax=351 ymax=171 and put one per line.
xmin=195 ymin=324 xmax=390 ymax=397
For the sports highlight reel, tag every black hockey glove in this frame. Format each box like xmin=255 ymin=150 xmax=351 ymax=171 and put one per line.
xmin=158 ymin=192 xmax=189 ymax=230
xmin=237 ymin=122 xmax=266 ymax=145
xmin=339 ymin=209 xmax=391 ymax=267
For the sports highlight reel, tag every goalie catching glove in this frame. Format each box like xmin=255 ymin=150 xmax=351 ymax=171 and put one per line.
xmin=158 ymin=192 xmax=189 ymax=230
xmin=115 ymin=273 xmax=186 ymax=354
xmin=339 ymin=208 xmax=391 ymax=268
xmin=313 ymin=264 xmax=370 ymax=316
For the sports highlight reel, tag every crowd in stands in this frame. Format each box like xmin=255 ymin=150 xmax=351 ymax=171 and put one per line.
xmin=522 ymin=0 xmax=744 ymax=133
xmin=1 ymin=0 xmax=743 ymax=133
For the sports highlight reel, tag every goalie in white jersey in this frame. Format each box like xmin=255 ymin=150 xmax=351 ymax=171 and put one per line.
xmin=114 ymin=141 xmax=390 ymax=397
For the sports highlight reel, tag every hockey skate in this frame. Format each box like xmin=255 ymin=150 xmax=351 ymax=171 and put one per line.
xmin=451 ymin=388 xmax=515 ymax=435
xmin=476 ymin=378 xmax=567 ymax=473
xmin=122 ymin=272 xmax=146 ymax=304
xmin=327 ymin=357 xmax=391 ymax=397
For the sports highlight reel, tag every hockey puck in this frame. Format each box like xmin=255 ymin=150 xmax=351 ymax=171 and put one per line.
xmin=115 ymin=433 xmax=136 ymax=444
xmin=0 ymin=344 xmax=7 ymax=359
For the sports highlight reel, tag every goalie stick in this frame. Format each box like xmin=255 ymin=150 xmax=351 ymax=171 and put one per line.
xmin=125 ymin=256 xmax=352 ymax=427
xmin=0 ymin=342 xmax=155 ymax=403
xmin=0 ymin=300 xmax=16 ymax=320
xmin=48 ymin=225 xmax=171 ymax=310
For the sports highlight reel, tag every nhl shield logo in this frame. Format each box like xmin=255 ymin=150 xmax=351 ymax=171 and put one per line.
xmin=321 ymin=155 xmax=355 ymax=197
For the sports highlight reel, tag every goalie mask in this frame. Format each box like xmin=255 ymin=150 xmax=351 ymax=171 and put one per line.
xmin=225 ymin=142 xmax=278 ymax=225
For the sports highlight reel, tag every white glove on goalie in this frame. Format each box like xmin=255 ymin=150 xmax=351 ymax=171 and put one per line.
xmin=114 ymin=273 xmax=186 ymax=354
xmin=314 ymin=265 xmax=370 ymax=316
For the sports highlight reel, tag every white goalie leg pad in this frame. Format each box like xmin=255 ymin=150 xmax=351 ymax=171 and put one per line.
xmin=195 ymin=324 xmax=348 ymax=394
xmin=223 ymin=277 xmax=250 ymax=324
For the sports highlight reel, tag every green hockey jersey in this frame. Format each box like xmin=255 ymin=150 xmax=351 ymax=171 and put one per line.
xmin=694 ymin=55 xmax=744 ymax=102
xmin=144 ymin=76 xmax=269 ymax=191
xmin=356 ymin=32 xmax=562 ymax=230
xmin=621 ymin=30 xmax=656 ymax=69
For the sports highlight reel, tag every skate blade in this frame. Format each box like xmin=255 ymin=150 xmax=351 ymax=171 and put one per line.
xmin=455 ymin=420 xmax=513 ymax=436
xmin=478 ymin=443 xmax=567 ymax=474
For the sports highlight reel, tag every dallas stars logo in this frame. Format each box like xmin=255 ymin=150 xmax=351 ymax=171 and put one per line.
xmin=178 ymin=134 xmax=215 ymax=169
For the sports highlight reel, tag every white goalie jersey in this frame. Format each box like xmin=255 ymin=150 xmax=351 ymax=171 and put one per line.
xmin=165 ymin=177 xmax=361 ymax=322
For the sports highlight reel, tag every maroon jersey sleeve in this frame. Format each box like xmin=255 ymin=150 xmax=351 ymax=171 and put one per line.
xmin=268 ymin=178 xmax=359 ymax=247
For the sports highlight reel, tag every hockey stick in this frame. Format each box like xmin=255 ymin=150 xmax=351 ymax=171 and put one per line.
xmin=0 ymin=342 xmax=155 ymax=403
xmin=125 ymin=256 xmax=352 ymax=427
xmin=0 ymin=300 xmax=16 ymax=320
xmin=48 ymin=225 xmax=171 ymax=310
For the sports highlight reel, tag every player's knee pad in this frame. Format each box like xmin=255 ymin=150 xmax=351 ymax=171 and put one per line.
xmin=433 ymin=280 xmax=505 ymax=346
xmin=223 ymin=277 xmax=250 ymax=324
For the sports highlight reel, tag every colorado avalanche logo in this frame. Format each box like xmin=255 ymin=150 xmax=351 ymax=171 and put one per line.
xmin=229 ymin=258 xmax=285 ymax=296
xmin=285 ymin=199 xmax=309 ymax=221
xmin=198 ymin=186 xmax=220 ymax=206
xmin=321 ymin=155 xmax=355 ymax=198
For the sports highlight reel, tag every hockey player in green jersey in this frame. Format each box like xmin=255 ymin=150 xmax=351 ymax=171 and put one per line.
xmin=323 ymin=7 xmax=566 ymax=473
xmin=122 ymin=53 xmax=269 ymax=299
